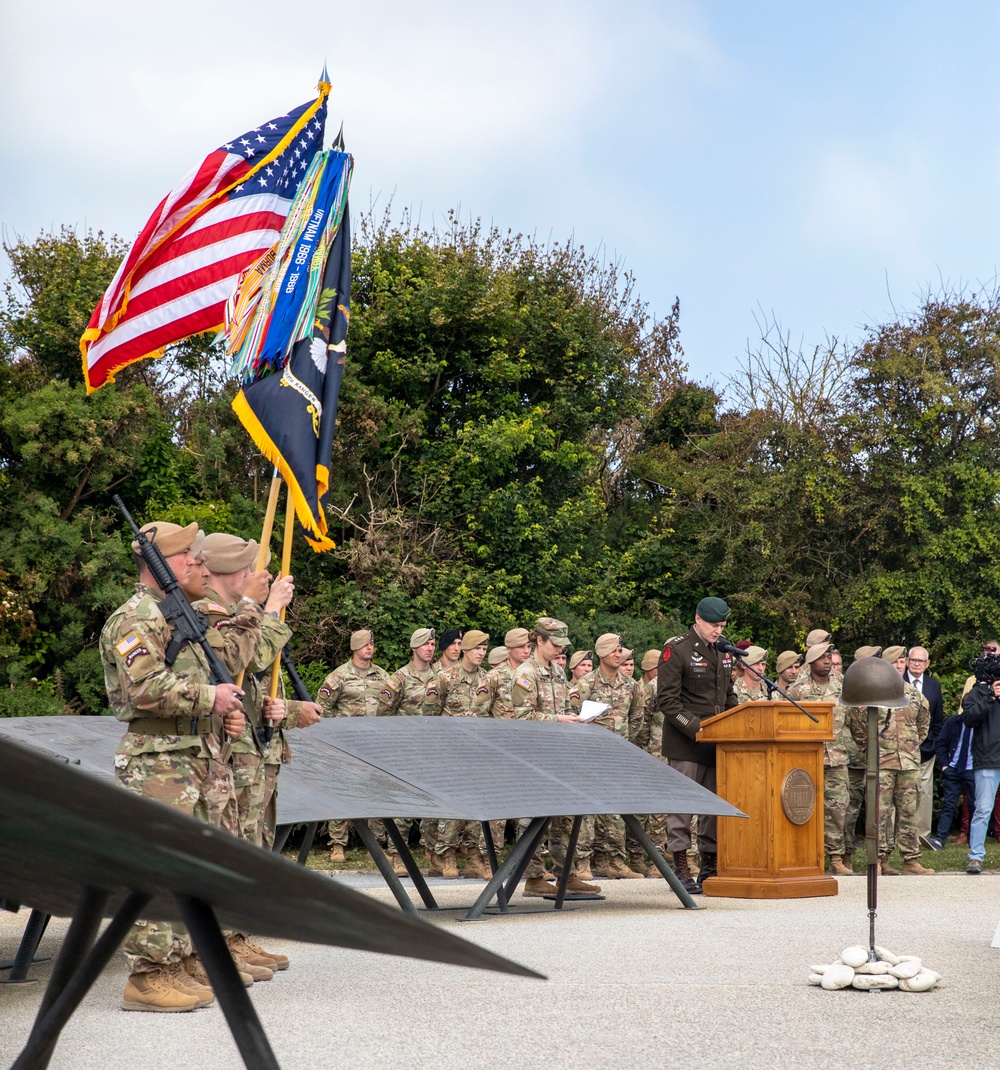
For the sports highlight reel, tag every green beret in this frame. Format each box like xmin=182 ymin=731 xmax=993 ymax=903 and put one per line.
xmin=696 ymin=597 xmax=731 ymax=624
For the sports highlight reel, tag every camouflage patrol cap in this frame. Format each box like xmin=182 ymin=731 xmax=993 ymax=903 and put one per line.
xmin=569 ymin=650 xmax=593 ymax=671
xmin=641 ymin=649 xmax=660 ymax=671
xmin=744 ymin=645 xmax=767 ymax=666
xmin=775 ymin=650 xmax=801 ymax=674
xmin=594 ymin=633 xmax=623 ymax=657
xmin=410 ymin=628 xmax=435 ymax=648
xmin=535 ymin=618 xmax=571 ymax=647
xmin=505 ymin=627 xmax=530 ymax=648
xmin=487 ymin=646 xmax=508 ymax=666
xmin=351 ymin=629 xmax=374 ymax=650
xmin=695 ymin=597 xmax=730 ymax=623
xmin=131 ymin=520 xmax=199 ymax=557
xmin=805 ymin=641 xmax=832 ymax=664
xmin=201 ymin=532 xmax=264 ymax=574
xmin=806 ymin=628 xmax=833 ymax=647
xmin=461 ymin=629 xmax=489 ymax=650
xmin=882 ymin=645 xmax=907 ymax=663
xmin=854 ymin=645 xmax=882 ymax=660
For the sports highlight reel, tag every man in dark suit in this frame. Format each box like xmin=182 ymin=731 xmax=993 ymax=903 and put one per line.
xmin=904 ymin=646 xmax=944 ymax=839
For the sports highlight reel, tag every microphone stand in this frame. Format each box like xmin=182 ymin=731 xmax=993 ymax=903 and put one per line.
xmin=720 ymin=640 xmax=818 ymax=723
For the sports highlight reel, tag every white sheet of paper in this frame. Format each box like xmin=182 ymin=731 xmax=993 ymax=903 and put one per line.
xmin=579 ymin=700 xmax=609 ymax=723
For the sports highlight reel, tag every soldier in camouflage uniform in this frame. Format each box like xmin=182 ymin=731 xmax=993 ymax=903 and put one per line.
xmin=733 ymin=646 xmax=768 ymax=703
xmin=626 ymin=649 xmax=668 ymax=873
xmin=569 ymin=649 xmax=593 ymax=681
xmin=473 ymin=627 xmax=532 ymax=719
xmin=318 ymin=629 xmax=389 ymax=861
xmin=847 ymin=646 xmax=934 ymax=875
xmin=103 ymin=521 xmax=261 ymax=1012
xmin=375 ymin=627 xmax=437 ymax=873
xmin=508 ymin=618 xmax=591 ymax=895
xmin=432 ymin=629 xmax=463 ymax=673
xmin=423 ymin=629 xmax=491 ymax=877
xmin=787 ymin=642 xmax=859 ymax=876
xmin=569 ymin=632 xmax=646 ymax=880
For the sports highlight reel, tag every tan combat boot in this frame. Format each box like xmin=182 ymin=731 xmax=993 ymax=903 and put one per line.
xmin=426 ymin=854 xmax=444 ymax=878
xmin=829 ymin=855 xmax=852 ymax=876
xmin=329 ymin=844 xmax=346 ymax=864
xmin=902 ymin=859 xmax=935 ymax=875
xmin=592 ymin=852 xmax=611 ymax=877
xmin=388 ymin=852 xmax=408 ymax=877
xmin=121 ymin=968 xmax=200 ymax=1012
xmin=879 ymin=855 xmax=900 ymax=876
xmin=232 ymin=933 xmax=289 ymax=971
xmin=442 ymin=849 xmax=460 ymax=879
xmin=576 ymin=860 xmax=595 ymax=880
xmin=565 ymin=874 xmax=601 ymax=893
xmin=226 ymin=935 xmax=273 ymax=981
xmin=522 ymin=876 xmax=556 ymax=897
xmin=605 ymin=856 xmax=644 ymax=879
xmin=163 ymin=962 xmax=214 ymax=1007
xmin=628 ymin=854 xmax=649 ymax=877
xmin=462 ymin=851 xmax=487 ymax=879
xmin=183 ymin=953 xmax=253 ymax=989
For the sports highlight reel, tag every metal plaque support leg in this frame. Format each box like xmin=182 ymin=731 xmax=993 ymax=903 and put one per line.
xmin=0 ymin=909 xmax=51 ymax=982
xmin=271 ymin=824 xmax=293 ymax=854
xmin=295 ymin=821 xmax=320 ymax=865
xmin=480 ymin=823 xmax=508 ymax=912
xmin=382 ymin=818 xmax=438 ymax=909
xmin=462 ymin=817 xmax=550 ymax=922
xmin=12 ymin=888 xmax=148 ymax=1070
xmin=553 ymin=816 xmax=582 ymax=910
xmin=350 ymin=818 xmax=419 ymax=916
xmin=622 ymin=814 xmax=700 ymax=910
xmin=178 ymin=895 xmax=279 ymax=1070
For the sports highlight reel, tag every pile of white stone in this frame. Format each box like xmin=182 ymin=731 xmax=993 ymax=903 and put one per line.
xmin=808 ymin=946 xmax=941 ymax=992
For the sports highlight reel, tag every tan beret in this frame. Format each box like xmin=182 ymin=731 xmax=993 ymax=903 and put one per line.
xmin=505 ymin=627 xmax=530 ymax=648
xmin=351 ymin=629 xmax=374 ymax=651
xmin=535 ymin=617 xmax=571 ymax=648
xmin=854 ymin=645 xmax=881 ymax=660
xmin=410 ymin=628 xmax=435 ymax=648
xmin=487 ymin=646 xmax=508 ymax=666
xmin=594 ymin=633 xmax=622 ymax=658
xmin=131 ymin=520 xmax=199 ymax=558
xmin=805 ymin=641 xmax=832 ymax=664
xmin=806 ymin=628 xmax=832 ymax=648
xmin=201 ymin=532 xmax=262 ymax=574
xmin=190 ymin=528 xmax=206 ymax=559
xmin=743 ymin=645 xmax=767 ymax=666
xmin=641 ymin=649 xmax=660 ymax=671
xmin=775 ymin=650 xmax=801 ymax=674
xmin=569 ymin=650 xmax=592 ymax=671
xmin=621 ymin=648 xmax=633 ymax=661
xmin=882 ymin=645 xmax=906 ymax=663
xmin=461 ymin=629 xmax=489 ymax=651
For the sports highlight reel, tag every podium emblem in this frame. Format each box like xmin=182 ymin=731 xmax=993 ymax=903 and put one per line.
xmin=781 ymin=768 xmax=816 ymax=825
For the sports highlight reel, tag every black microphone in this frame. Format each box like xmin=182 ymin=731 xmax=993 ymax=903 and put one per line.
xmin=715 ymin=637 xmax=748 ymax=658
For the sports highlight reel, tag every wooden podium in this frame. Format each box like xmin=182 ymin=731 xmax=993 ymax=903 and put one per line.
xmin=696 ymin=699 xmax=837 ymax=899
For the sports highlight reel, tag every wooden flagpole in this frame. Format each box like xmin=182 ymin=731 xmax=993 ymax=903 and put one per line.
xmin=268 ymin=487 xmax=296 ymax=699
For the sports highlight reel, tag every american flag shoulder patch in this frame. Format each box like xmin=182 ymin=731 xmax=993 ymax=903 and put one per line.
xmin=514 ymin=675 xmax=532 ymax=690
xmin=116 ymin=633 xmax=141 ymax=657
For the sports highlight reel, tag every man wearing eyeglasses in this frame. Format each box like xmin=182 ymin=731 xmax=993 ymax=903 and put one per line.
xmin=903 ymin=646 xmax=944 ymax=841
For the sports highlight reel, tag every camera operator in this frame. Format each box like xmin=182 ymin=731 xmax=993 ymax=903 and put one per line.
xmin=959 ymin=646 xmax=1000 ymax=874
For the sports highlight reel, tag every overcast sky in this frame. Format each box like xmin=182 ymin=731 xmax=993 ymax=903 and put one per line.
xmin=4 ymin=1 xmax=1000 ymax=386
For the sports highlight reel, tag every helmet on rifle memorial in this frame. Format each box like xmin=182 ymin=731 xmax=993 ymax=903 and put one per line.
xmin=841 ymin=657 xmax=908 ymax=708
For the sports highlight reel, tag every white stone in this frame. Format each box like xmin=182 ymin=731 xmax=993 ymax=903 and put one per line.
xmin=808 ymin=972 xmax=825 ymax=985
xmin=840 ymin=946 xmax=869 ymax=968
xmin=851 ymin=974 xmax=899 ymax=990
xmin=855 ymin=960 xmax=890 ymax=974
xmin=821 ymin=964 xmax=855 ymax=990
xmin=874 ymin=945 xmax=901 ymax=965
xmin=889 ymin=960 xmax=922 ymax=979
xmin=899 ymin=971 xmax=937 ymax=992
xmin=809 ymin=964 xmax=829 ymax=974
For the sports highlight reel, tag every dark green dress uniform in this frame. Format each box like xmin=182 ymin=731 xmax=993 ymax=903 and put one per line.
xmin=656 ymin=627 xmax=738 ymax=854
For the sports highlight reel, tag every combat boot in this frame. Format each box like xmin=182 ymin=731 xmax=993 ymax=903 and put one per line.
xmin=576 ymin=860 xmax=595 ymax=880
xmin=565 ymin=874 xmax=601 ymax=893
xmin=230 ymin=933 xmax=289 ymax=971
xmin=329 ymin=845 xmax=346 ymax=864
xmin=605 ymin=856 xmax=644 ymax=879
xmin=829 ymin=855 xmax=852 ymax=876
xmin=462 ymin=851 xmax=487 ymax=879
xmin=592 ymin=852 xmax=611 ymax=877
xmin=842 ymin=852 xmax=853 ymax=870
xmin=426 ymin=854 xmax=444 ymax=878
xmin=672 ymin=851 xmax=702 ymax=895
xmin=628 ymin=854 xmax=649 ymax=877
xmin=388 ymin=852 xmax=408 ymax=877
xmin=879 ymin=855 xmax=900 ymax=876
xmin=121 ymin=968 xmax=200 ymax=1012
xmin=183 ymin=953 xmax=253 ymax=989
xmin=902 ymin=859 xmax=935 ymax=875
xmin=442 ymin=849 xmax=460 ymax=879
xmin=163 ymin=962 xmax=214 ymax=1007
xmin=696 ymin=852 xmax=717 ymax=884
xmin=227 ymin=935 xmax=273 ymax=981
xmin=522 ymin=876 xmax=556 ymax=897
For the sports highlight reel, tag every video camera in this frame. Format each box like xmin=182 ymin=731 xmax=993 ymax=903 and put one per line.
xmin=971 ymin=649 xmax=1000 ymax=684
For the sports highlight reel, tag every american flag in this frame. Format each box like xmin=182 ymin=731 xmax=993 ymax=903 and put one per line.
xmin=81 ymin=86 xmax=329 ymax=393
